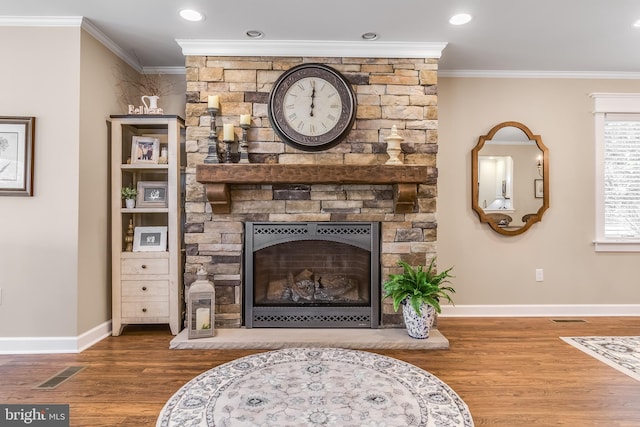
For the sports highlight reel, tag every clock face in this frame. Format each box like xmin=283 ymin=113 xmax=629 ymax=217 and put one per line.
xmin=268 ymin=64 xmax=356 ymax=151
xmin=282 ymin=76 xmax=342 ymax=137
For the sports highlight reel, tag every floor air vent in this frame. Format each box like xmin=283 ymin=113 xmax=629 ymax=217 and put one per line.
xmin=551 ymin=319 xmax=587 ymax=323
xmin=34 ymin=366 xmax=85 ymax=390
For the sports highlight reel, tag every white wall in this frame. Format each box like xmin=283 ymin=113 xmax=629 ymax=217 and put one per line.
xmin=0 ymin=27 xmax=81 ymax=338
xmin=156 ymin=74 xmax=186 ymax=118
xmin=77 ymin=30 xmax=127 ymax=334
xmin=438 ymin=77 xmax=640 ymax=311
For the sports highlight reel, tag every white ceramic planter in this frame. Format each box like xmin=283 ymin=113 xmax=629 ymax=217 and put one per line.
xmin=402 ymin=301 xmax=436 ymax=339
xmin=125 ymin=198 xmax=135 ymax=209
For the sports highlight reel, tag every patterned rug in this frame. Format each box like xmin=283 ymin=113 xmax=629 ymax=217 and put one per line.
xmin=157 ymin=347 xmax=474 ymax=427
xmin=561 ymin=336 xmax=640 ymax=381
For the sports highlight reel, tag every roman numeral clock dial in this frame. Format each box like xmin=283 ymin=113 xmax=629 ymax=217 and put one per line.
xmin=268 ymin=63 xmax=357 ymax=151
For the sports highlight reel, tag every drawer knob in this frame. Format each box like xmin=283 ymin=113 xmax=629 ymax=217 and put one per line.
xmin=141 ymin=265 xmax=147 ymax=269
xmin=142 ymin=286 xmax=147 ymax=291
xmin=142 ymin=308 xmax=147 ymax=313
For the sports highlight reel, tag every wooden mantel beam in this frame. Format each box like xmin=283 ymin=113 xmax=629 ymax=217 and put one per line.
xmin=195 ymin=164 xmax=436 ymax=214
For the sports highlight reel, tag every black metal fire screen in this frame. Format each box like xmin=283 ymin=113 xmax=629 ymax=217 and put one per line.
xmin=244 ymin=222 xmax=380 ymax=328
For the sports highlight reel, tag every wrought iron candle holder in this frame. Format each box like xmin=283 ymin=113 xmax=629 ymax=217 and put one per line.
xmin=203 ymin=103 xmax=249 ymax=164
xmin=239 ymin=123 xmax=250 ymax=163
xmin=203 ymin=107 xmax=220 ymax=164
xmin=221 ymin=138 xmax=235 ymax=163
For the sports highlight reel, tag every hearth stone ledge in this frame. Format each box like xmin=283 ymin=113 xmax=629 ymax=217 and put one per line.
xmin=170 ymin=327 xmax=448 ymax=350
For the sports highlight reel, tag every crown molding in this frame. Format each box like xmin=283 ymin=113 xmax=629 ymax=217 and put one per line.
xmin=0 ymin=16 xmax=144 ymax=72
xmin=176 ymin=39 xmax=447 ymax=59
xmin=439 ymin=69 xmax=640 ymax=79
xmin=7 ymin=19 xmax=637 ymax=80
xmin=80 ymin=18 xmax=142 ymax=72
xmin=0 ymin=16 xmax=83 ymax=26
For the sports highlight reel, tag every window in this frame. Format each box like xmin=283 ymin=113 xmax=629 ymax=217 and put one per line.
xmin=592 ymin=93 xmax=640 ymax=251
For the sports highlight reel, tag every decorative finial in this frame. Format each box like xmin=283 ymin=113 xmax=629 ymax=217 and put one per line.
xmin=385 ymin=125 xmax=404 ymax=165
xmin=197 ymin=266 xmax=207 ymax=278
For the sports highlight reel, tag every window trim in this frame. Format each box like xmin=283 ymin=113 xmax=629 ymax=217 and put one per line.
xmin=591 ymin=93 xmax=640 ymax=252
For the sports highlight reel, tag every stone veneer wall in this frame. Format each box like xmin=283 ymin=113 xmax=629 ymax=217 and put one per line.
xmin=183 ymin=56 xmax=438 ymax=328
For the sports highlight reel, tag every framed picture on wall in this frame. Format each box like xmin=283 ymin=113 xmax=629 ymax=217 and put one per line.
xmin=130 ymin=136 xmax=160 ymax=164
xmin=0 ymin=116 xmax=35 ymax=196
xmin=133 ymin=226 xmax=167 ymax=252
xmin=534 ymin=179 xmax=544 ymax=198
xmin=136 ymin=181 xmax=168 ymax=208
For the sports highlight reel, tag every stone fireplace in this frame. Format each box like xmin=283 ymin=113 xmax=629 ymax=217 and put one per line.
xmin=183 ymin=55 xmax=439 ymax=328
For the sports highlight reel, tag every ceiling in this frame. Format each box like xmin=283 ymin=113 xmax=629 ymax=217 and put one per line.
xmin=2 ymin=0 xmax=640 ymax=77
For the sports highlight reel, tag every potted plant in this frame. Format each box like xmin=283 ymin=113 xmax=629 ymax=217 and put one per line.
xmin=383 ymin=258 xmax=455 ymax=339
xmin=121 ymin=185 xmax=137 ymax=209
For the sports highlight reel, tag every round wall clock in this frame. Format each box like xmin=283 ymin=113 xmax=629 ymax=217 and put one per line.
xmin=268 ymin=63 xmax=357 ymax=151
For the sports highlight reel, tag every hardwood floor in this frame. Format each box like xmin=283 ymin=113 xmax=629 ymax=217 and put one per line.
xmin=1 ymin=317 xmax=639 ymax=426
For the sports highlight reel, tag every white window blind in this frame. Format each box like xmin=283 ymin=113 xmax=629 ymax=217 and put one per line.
xmin=603 ymin=117 xmax=640 ymax=239
xmin=591 ymin=93 xmax=640 ymax=252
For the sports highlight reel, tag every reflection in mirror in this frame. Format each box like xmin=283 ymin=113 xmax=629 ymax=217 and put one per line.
xmin=472 ymin=121 xmax=549 ymax=236
xmin=478 ymin=155 xmax=513 ymax=210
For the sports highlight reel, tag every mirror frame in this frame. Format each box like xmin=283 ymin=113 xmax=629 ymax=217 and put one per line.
xmin=471 ymin=121 xmax=549 ymax=236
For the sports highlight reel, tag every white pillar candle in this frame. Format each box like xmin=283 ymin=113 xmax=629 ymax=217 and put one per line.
xmin=223 ymin=123 xmax=235 ymax=140
xmin=240 ymin=114 xmax=251 ymax=125
xmin=195 ymin=307 xmax=210 ymax=330
xmin=208 ymin=95 xmax=220 ymax=109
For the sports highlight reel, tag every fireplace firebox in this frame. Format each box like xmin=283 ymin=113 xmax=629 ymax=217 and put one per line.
xmin=244 ymin=222 xmax=380 ymax=328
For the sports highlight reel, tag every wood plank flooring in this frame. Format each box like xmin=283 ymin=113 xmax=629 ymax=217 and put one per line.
xmin=1 ymin=317 xmax=639 ymax=426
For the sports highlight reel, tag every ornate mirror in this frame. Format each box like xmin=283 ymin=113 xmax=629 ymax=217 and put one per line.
xmin=472 ymin=121 xmax=549 ymax=236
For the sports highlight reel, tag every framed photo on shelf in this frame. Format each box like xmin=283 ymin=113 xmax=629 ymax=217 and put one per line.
xmin=136 ymin=181 xmax=168 ymax=208
xmin=130 ymin=136 xmax=160 ymax=164
xmin=133 ymin=226 xmax=167 ymax=252
xmin=534 ymin=179 xmax=544 ymax=198
xmin=0 ymin=116 xmax=35 ymax=196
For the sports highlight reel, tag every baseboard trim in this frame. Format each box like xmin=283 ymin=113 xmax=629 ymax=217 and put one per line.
xmin=77 ymin=320 xmax=113 ymax=352
xmin=440 ymin=304 xmax=640 ymax=317
xmin=0 ymin=321 xmax=112 ymax=355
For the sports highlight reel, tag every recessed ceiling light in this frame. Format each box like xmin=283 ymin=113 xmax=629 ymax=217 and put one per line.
xmin=246 ymin=30 xmax=264 ymax=39
xmin=449 ymin=13 xmax=472 ymax=26
xmin=179 ymin=9 xmax=204 ymax=22
xmin=362 ymin=32 xmax=378 ymax=40
xmin=634 ymin=19 xmax=640 ymax=28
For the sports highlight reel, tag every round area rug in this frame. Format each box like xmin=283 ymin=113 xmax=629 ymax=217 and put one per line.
xmin=157 ymin=347 xmax=474 ymax=427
